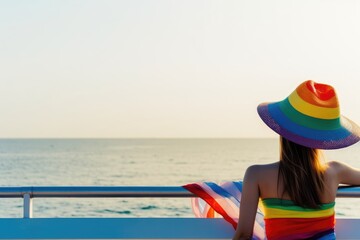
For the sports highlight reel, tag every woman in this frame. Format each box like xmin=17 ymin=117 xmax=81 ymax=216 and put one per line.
xmin=233 ymin=80 xmax=360 ymax=239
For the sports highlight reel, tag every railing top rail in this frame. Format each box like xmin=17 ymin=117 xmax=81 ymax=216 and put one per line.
xmin=0 ymin=185 xmax=359 ymax=198
xmin=337 ymin=185 xmax=360 ymax=197
xmin=0 ymin=186 xmax=193 ymax=198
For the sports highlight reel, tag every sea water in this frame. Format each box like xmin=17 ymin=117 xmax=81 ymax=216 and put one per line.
xmin=0 ymin=139 xmax=359 ymax=218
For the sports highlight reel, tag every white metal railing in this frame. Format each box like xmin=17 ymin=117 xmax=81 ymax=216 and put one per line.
xmin=0 ymin=185 xmax=359 ymax=218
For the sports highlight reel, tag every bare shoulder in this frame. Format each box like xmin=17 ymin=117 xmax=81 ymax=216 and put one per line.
xmin=243 ymin=162 xmax=279 ymax=199
xmin=327 ymin=160 xmax=344 ymax=169
xmin=324 ymin=160 xmax=350 ymax=179
xmin=244 ymin=162 xmax=279 ymax=180
xmin=325 ymin=160 xmax=360 ymax=185
xmin=326 ymin=160 xmax=353 ymax=174
xmin=324 ymin=161 xmax=340 ymax=175
xmin=245 ymin=162 xmax=278 ymax=172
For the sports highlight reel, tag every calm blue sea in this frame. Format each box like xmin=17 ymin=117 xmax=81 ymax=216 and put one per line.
xmin=0 ymin=139 xmax=359 ymax=218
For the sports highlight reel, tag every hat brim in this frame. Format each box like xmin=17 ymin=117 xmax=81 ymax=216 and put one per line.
xmin=257 ymin=102 xmax=360 ymax=149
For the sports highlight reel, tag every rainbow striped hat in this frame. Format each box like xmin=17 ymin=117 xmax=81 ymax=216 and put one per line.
xmin=257 ymin=80 xmax=360 ymax=149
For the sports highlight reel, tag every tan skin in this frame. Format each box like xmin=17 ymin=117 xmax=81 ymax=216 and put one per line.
xmin=232 ymin=159 xmax=360 ymax=240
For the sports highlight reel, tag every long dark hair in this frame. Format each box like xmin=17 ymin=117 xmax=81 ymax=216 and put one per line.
xmin=278 ymin=136 xmax=325 ymax=208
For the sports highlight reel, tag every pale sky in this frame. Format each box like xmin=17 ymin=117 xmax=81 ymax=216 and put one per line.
xmin=1 ymin=0 xmax=360 ymax=138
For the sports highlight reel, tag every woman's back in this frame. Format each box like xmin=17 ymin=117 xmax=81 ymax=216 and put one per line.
xmin=257 ymin=160 xmax=360 ymax=203
xmin=256 ymin=161 xmax=338 ymax=203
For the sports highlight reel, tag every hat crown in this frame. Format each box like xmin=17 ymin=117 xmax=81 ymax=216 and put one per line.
xmin=307 ymin=81 xmax=335 ymax=101
xmin=290 ymin=80 xmax=340 ymax=119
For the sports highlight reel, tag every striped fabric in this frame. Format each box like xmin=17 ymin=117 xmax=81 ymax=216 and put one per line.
xmin=183 ymin=181 xmax=266 ymax=240
xmin=183 ymin=181 xmax=336 ymax=240
xmin=257 ymin=80 xmax=360 ymax=149
xmin=262 ymin=198 xmax=336 ymax=240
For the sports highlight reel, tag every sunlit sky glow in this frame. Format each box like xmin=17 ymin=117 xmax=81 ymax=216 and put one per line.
xmin=1 ymin=0 xmax=360 ymax=138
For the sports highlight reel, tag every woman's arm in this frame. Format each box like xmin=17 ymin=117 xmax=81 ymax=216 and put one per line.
xmin=233 ymin=165 xmax=260 ymax=240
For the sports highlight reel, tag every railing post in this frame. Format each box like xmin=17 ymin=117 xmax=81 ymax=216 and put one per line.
xmin=23 ymin=193 xmax=33 ymax=218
